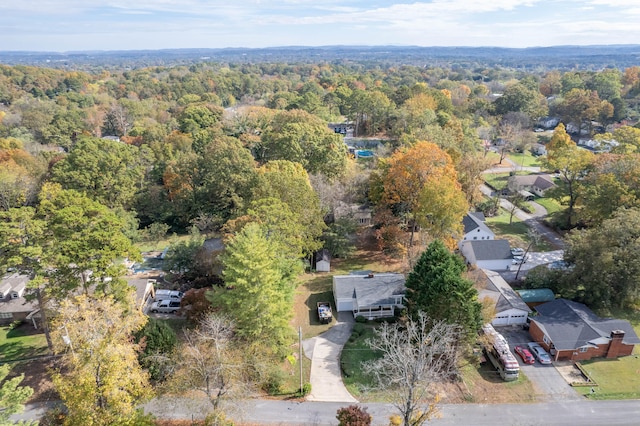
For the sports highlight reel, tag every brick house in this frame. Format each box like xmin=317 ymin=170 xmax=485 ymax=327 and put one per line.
xmin=529 ymin=299 xmax=640 ymax=362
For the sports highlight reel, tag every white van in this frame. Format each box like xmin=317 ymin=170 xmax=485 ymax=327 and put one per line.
xmin=154 ymin=289 xmax=183 ymax=301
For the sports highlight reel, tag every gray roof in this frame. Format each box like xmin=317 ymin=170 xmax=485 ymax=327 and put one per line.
xmin=0 ymin=274 xmax=36 ymax=314
xmin=462 ymin=240 xmax=512 ymax=262
xmin=334 ymin=273 xmax=406 ymax=308
xmin=510 ymin=174 xmax=556 ymax=191
xmin=532 ymin=299 xmax=640 ymax=351
xmin=462 ymin=212 xmax=492 ymax=235
xmin=479 ymin=269 xmax=531 ymax=314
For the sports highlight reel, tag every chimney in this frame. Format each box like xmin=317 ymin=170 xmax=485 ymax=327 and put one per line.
xmin=606 ymin=330 xmax=625 ymax=358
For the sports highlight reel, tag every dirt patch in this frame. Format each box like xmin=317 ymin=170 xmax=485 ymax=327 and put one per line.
xmin=10 ymin=357 xmax=60 ymax=403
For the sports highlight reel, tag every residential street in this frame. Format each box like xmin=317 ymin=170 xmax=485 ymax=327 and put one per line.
xmin=15 ymin=398 xmax=640 ymax=425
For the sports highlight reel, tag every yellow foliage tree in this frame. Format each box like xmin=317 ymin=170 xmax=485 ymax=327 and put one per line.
xmin=50 ymin=293 xmax=151 ymax=426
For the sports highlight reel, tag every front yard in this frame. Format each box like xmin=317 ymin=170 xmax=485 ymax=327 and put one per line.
xmin=485 ymin=209 xmax=551 ymax=251
xmin=0 ymin=325 xmax=48 ymax=362
xmin=575 ymin=356 xmax=640 ymax=400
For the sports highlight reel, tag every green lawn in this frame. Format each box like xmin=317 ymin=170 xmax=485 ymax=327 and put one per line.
xmin=575 ymin=356 xmax=640 ymax=400
xmin=0 ymin=325 xmax=48 ymax=362
xmin=534 ymin=197 xmax=563 ymax=215
xmin=483 ymin=173 xmax=510 ymax=191
xmin=485 ymin=210 xmax=551 ymax=251
xmin=341 ymin=323 xmax=382 ymax=398
xmin=507 ymin=152 xmax=543 ymax=168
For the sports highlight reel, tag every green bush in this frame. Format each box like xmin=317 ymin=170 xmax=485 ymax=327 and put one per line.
xmin=352 ymin=323 xmax=365 ymax=335
xmin=263 ymin=369 xmax=285 ymax=395
xmin=355 ymin=315 xmax=367 ymax=323
xmin=301 ymin=382 xmax=312 ymax=396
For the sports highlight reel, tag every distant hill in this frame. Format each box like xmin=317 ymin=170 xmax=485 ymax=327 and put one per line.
xmin=1 ymin=45 xmax=639 ymax=70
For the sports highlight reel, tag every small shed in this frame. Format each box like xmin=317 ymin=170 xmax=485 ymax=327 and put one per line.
xmin=516 ymin=288 xmax=555 ymax=308
xmin=315 ymin=249 xmax=331 ymax=272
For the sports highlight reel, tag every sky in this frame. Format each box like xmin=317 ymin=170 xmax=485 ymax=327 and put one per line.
xmin=2 ymin=0 xmax=640 ymax=52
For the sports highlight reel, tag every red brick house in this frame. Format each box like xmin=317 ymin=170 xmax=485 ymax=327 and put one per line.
xmin=529 ymin=299 xmax=640 ymax=362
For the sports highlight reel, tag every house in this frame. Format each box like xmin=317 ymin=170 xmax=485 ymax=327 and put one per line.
xmin=333 ymin=202 xmax=372 ymax=226
xmin=125 ymin=277 xmax=156 ymax=313
xmin=516 ymin=288 xmax=555 ymax=309
xmin=507 ymin=174 xmax=556 ymax=197
xmin=531 ymin=143 xmax=547 ymax=156
xmin=459 ymin=240 xmax=513 ymax=271
xmin=529 ymin=298 xmax=640 ymax=362
xmin=0 ymin=274 xmax=38 ymax=326
xmin=477 ymin=269 xmax=531 ymax=326
xmin=538 ymin=117 xmax=560 ymax=129
xmin=333 ymin=273 xmax=405 ymax=319
xmin=460 ymin=212 xmax=494 ymax=247
xmin=314 ymin=249 xmax=331 ymax=272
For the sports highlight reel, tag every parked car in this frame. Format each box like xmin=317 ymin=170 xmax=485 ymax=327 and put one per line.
xmin=511 ymin=247 xmax=525 ymax=256
xmin=154 ymin=289 xmax=183 ymax=301
xmin=150 ymin=300 xmax=181 ymax=314
xmin=514 ymin=345 xmax=535 ymax=364
xmin=527 ymin=342 xmax=552 ymax=364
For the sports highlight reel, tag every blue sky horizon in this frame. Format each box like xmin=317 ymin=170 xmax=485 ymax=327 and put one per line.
xmin=2 ymin=1 xmax=640 ymax=52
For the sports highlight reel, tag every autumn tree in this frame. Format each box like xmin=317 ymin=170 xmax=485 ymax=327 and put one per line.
xmin=374 ymin=141 xmax=468 ymax=248
xmin=364 ymin=313 xmax=460 ymax=426
xmin=169 ymin=313 xmax=250 ymax=419
xmin=544 ymin=124 xmax=595 ymax=228
xmin=50 ymin=294 xmax=152 ymax=426
xmin=404 ymin=240 xmax=482 ymax=342
xmin=336 ymin=405 xmax=372 ymax=426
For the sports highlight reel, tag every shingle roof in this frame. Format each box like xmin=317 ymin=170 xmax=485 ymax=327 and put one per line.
xmin=333 ymin=273 xmax=406 ymax=308
xmin=510 ymin=174 xmax=555 ymax=190
xmin=532 ymin=299 xmax=640 ymax=351
xmin=462 ymin=212 xmax=492 ymax=235
xmin=462 ymin=240 xmax=512 ymax=262
xmin=479 ymin=269 xmax=531 ymax=314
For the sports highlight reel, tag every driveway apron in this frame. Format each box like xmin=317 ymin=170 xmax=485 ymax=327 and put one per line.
xmin=306 ymin=312 xmax=358 ymax=402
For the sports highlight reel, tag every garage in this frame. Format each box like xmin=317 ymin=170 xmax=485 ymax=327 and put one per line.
xmin=492 ymin=310 xmax=529 ymax=326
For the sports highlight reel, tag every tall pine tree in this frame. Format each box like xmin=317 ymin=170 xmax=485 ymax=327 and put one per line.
xmin=405 ymin=240 xmax=482 ymax=342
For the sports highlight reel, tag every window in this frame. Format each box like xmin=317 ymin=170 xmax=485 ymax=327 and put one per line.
xmin=543 ymin=334 xmax=551 ymax=345
xmin=10 ymin=292 xmax=19 ymax=299
xmin=579 ymin=347 xmax=588 ymax=353
xmin=0 ymin=313 xmax=12 ymax=319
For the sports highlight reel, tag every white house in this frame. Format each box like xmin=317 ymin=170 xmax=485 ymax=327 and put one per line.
xmin=460 ymin=212 xmax=494 ymax=247
xmin=460 ymin=240 xmax=513 ymax=271
xmin=333 ymin=273 xmax=405 ymax=319
xmin=477 ymin=269 xmax=531 ymax=326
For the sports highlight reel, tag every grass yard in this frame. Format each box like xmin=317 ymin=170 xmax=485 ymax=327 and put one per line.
xmin=459 ymin=360 xmax=537 ymax=403
xmin=0 ymin=325 xmax=48 ymax=362
xmin=534 ymin=197 xmax=563 ymax=215
xmin=507 ymin=151 xmax=543 ymax=168
xmin=575 ymin=356 xmax=640 ymax=400
xmin=485 ymin=209 xmax=551 ymax=251
xmin=341 ymin=323 xmax=383 ymax=399
xmin=483 ymin=173 xmax=510 ymax=191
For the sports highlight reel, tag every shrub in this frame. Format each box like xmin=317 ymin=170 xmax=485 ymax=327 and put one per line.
xmin=352 ymin=323 xmax=365 ymax=335
xmin=355 ymin=315 xmax=367 ymax=323
xmin=300 ymin=382 xmax=312 ymax=397
xmin=336 ymin=405 xmax=372 ymax=426
xmin=262 ymin=369 xmax=285 ymax=395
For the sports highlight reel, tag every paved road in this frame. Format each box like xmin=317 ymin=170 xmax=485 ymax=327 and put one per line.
xmin=305 ymin=312 xmax=357 ymax=403
xmin=230 ymin=399 xmax=640 ymax=425
xmin=14 ymin=394 xmax=640 ymax=425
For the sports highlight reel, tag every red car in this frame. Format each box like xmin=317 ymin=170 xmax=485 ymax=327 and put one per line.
xmin=514 ymin=345 xmax=535 ymax=364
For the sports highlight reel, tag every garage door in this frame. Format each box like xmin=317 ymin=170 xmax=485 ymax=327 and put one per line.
xmin=492 ymin=315 xmax=509 ymax=326
xmin=336 ymin=299 xmax=353 ymax=312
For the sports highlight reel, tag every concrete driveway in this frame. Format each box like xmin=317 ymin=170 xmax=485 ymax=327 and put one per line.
xmin=305 ymin=312 xmax=358 ymax=403
xmin=498 ymin=325 xmax=581 ymax=401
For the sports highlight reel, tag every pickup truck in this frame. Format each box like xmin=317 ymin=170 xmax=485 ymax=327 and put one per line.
xmin=317 ymin=301 xmax=332 ymax=324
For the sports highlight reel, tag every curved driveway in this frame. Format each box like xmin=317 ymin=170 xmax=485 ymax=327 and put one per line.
xmin=304 ymin=312 xmax=357 ymax=403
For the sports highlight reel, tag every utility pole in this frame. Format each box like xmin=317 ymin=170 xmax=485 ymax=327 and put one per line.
xmin=298 ymin=326 xmax=303 ymax=394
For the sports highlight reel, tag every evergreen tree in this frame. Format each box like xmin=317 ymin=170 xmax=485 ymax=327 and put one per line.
xmin=213 ymin=223 xmax=297 ymax=351
xmin=405 ymin=240 xmax=482 ymax=341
